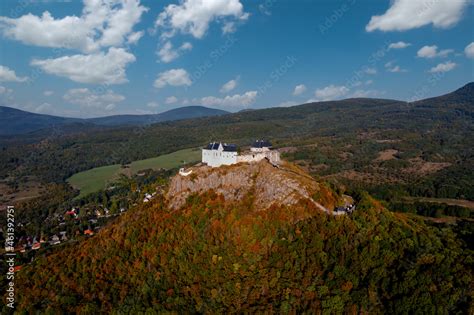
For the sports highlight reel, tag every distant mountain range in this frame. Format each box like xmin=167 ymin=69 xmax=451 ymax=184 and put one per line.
xmin=1 ymin=82 xmax=473 ymax=136
xmin=0 ymin=105 xmax=229 ymax=135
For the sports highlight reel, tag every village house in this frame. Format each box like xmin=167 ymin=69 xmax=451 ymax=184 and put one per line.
xmin=50 ymin=235 xmax=60 ymax=245
xmin=32 ymin=241 xmax=41 ymax=250
xmin=201 ymin=140 xmax=280 ymax=168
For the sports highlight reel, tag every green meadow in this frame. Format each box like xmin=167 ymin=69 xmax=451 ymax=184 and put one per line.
xmin=67 ymin=148 xmax=201 ymax=197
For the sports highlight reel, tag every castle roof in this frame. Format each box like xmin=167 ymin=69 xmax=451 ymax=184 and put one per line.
xmin=204 ymin=142 xmax=237 ymax=152
xmin=251 ymin=140 xmax=272 ymax=148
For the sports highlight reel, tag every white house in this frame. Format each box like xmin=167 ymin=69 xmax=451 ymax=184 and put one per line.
xmin=202 ymin=142 xmax=238 ymax=167
xmin=202 ymin=140 xmax=280 ymax=167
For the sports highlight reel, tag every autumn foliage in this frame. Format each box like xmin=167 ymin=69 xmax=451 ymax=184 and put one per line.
xmin=10 ymin=191 xmax=473 ymax=313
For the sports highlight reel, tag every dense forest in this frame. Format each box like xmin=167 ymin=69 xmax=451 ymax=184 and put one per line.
xmin=7 ymin=190 xmax=473 ymax=313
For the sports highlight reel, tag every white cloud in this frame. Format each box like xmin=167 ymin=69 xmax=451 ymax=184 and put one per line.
xmin=155 ymin=0 xmax=248 ymax=39
xmin=165 ymin=96 xmax=178 ymax=104
xmin=43 ymin=90 xmax=54 ymax=96
xmin=278 ymin=100 xmax=298 ymax=107
xmin=127 ymin=31 xmax=144 ymax=45
xmin=0 ymin=85 xmax=13 ymax=95
xmin=366 ymin=0 xmax=468 ymax=32
xmin=364 ymin=67 xmax=377 ymax=75
xmin=200 ymin=90 xmax=257 ymax=108
xmin=365 ymin=80 xmax=373 ymax=85
xmin=0 ymin=0 xmax=147 ymax=53
xmin=293 ymin=84 xmax=307 ymax=96
xmin=157 ymin=41 xmax=193 ymax=63
xmin=429 ymin=61 xmax=456 ymax=73
xmin=63 ymin=88 xmax=125 ymax=110
xmin=34 ymin=102 xmax=53 ymax=114
xmin=464 ymin=42 xmax=474 ymax=59
xmin=0 ymin=65 xmax=28 ymax=82
xmin=388 ymin=41 xmax=411 ymax=50
xmin=385 ymin=61 xmax=407 ymax=73
xmin=350 ymin=89 xmax=380 ymax=98
xmin=222 ymin=21 xmax=236 ymax=34
xmin=220 ymin=76 xmax=239 ymax=93
xmin=154 ymin=68 xmax=192 ymax=89
xmin=314 ymin=85 xmax=349 ymax=101
xmin=147 ymin=101 xmax=160 ymax=108
xmin=31 ymin=47 xmax=136 ymax=84
xmin=417 ymin=45 xmax=453 ymax=58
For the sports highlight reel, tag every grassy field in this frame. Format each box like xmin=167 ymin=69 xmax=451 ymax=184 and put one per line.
xmin=67 ymin=148 xmax=201 ymax=197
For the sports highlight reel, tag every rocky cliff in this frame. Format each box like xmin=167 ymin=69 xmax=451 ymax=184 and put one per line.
xmin=166 ymin=160 xmax=338 ymax=212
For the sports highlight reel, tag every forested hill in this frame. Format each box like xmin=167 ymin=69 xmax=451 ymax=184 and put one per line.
xmin=10 ymin=164 xmax=472 ymax=313
xmin=0 ymin=106 xmax=82 ymax=135
xmin=87 ymin=106 xmax=229 ymax=126
xmin=0 ymin=105 xmax=229 ymax=135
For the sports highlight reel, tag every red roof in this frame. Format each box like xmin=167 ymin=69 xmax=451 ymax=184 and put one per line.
xmin=84 ymin=229 xmax=94 ymax=236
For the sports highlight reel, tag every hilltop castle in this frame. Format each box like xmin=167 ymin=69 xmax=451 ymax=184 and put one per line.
xmin=202 ymin=140 xmax=280 ymax=167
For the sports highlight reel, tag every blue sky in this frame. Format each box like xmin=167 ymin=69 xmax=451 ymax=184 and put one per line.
xmin=0 ymin=0 xmax=473 ymax=118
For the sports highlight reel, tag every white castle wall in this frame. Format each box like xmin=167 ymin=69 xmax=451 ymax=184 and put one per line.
xmin=202 ymin=149 xmax=238 ymax=167
xmin=237 ymin=150 xmax=280 ymax=165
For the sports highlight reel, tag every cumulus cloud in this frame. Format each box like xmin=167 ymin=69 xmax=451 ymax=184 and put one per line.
xmin=0 ymin=0 xmax=147 ymax=53
xmin=0 ymin=65 xmax=28 ymax=82
xmin=222 ymin=21 xmax=237 ymax=34
xmin=314 ymin=85 xmax=349 ymax=101
xmin=292 ymin=84 xmax=307 ymax=96
xmin=165 ymin=96 xmax=178 ymax=104
xmin=417 ymin=45 xmax=453 ymax=58
xmin=63 ymin=88 xmax=125 ymax=110
xmin=155 ymin=0 xmax=249 ymax=39
xmin=220 ymin=76 xmax=239 ymax=93
xmin=127 ymin=31 xmax=144 ymax=45
xmin=388 ymin=41 xmax=411 ymax=50
xmin=31 ymin=47 xmax=136 ymax=84
xmin=154 ymin=68 xmax=192 ymax=89
xmin=429 ymin=61 xmax=456 ymax=73
xmin=385 ymin=61 xmax=407 ymax=73
xmin=157 ymin=41 xmax=192 ymax=63
xmin=43 ymin=90 xmax=54 ymax=96
xmin=366 ymin=0 xmax=468 ymax=32
xmin=464 ymin=42 xmax=474 ymax=59
xmin=200 ymin=90 xmax=257 ymax=108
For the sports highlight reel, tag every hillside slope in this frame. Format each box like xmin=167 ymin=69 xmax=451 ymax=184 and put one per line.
xmin=167 ymin=160 xmax=338 ymax=212
xmin=9 ymin=163 xmax=473 ymax=313
xmin=87 ymin=106 xmax=229 ymax=126
xmin=0 ymin=106 xmax=81 ymax=135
